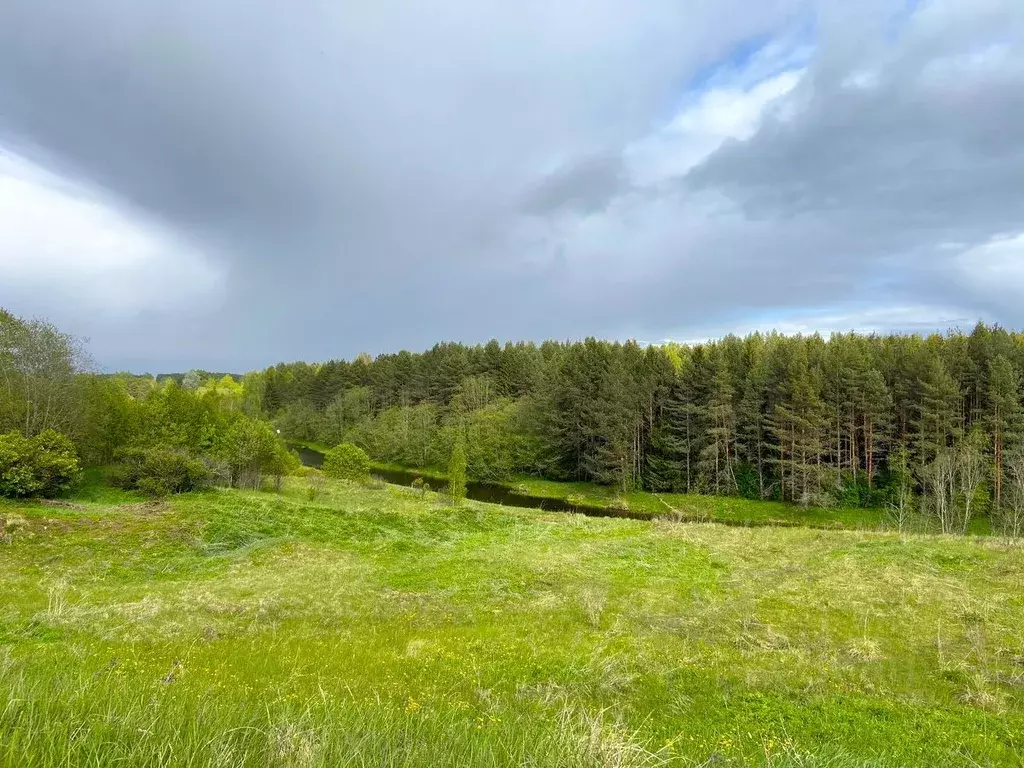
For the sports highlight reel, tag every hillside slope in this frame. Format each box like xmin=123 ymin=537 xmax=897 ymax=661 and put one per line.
xmin=1 ymin=482 xmax=1022 ymax=766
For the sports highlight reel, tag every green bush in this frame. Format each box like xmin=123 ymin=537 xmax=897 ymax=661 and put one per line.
xmin=322 ymin=443 xmax=371 ymax=482
xmin=109 ymin=447 xmax=211 ymax=497
xmin=216 ymin=417 xmax=289 ymax=490
xmin=0 ymin=430 xmax=81 ymax=498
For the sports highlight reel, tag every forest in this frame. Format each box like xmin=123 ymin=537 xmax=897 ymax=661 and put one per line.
xmin=4 ymin=304 xmax=1024 ymax=535
xmin=261 ymin=324 xmax=1024 ymax=534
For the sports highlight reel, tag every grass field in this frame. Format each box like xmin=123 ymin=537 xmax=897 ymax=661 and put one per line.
xmin=2 ymin=478 xmax=1022 ymax=767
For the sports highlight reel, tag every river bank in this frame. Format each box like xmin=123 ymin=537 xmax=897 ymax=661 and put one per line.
xmin=287 ymin=441 xmax=928 ymax=531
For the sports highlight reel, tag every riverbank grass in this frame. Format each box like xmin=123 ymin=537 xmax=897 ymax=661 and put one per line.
xmin=3 ymin=479 xmax=1021 ymax=766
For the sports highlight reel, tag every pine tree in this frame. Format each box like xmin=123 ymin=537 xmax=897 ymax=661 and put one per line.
xmin=912 ymin=352 xmax=962 ymax=480
xmin=858 ymin=368 xmax=892 ymax=492
xmin=736 ymin=345 xmax=772 ymax=499
xmin=768 ymin=342 xmax=826 ymax=506
xmin=697 ymin=351 xmax=738 ymax=496
xmin=589 ymin=347 xmax=641 ymax=491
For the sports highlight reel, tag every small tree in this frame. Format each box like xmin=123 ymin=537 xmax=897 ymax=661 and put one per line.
xmin=323 ymin=442 xmax=371 ymax=482
xmin=218 ymin=417 xmax=282 ymax=490
xmin=447 ymin=430 xmax=467 ymax=506
xmin=996 ymin=452 xmax=1024 ymax=539
xmin=923 ymin=433 xmax=989 ymax=535
xmin=886 ymin=444 xmax=916 ymax=533
xmin=268 ymin=445 xmax=301 ymax=492
xmin=954 ymin=430 xmax=989 ymax=534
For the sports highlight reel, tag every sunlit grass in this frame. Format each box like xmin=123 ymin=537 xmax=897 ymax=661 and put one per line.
xmin=1 ymin=479 xmax=1022 ymax=766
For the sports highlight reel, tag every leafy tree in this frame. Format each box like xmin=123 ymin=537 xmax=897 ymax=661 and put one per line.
xmin=78 ymin=375 xmax=140 ymax=465
xmin=218 ymin=417 xmax=287 ymax=490
xmin=0 ymin=309 xmax=90 ymax=438
xmin=323 ymin=443 xmax=371 ymax=482
xmin=181 ymin=369 xmax=205 ymax=391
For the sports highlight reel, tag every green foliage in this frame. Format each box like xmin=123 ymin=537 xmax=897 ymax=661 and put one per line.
xmin=445 ymin=397 xmax=543 ymax=482
xmin=447 ymin=430 xmax=467 ymax=505
xmin=77 ymin=375 xmax=139 ymax=465
xmin=345 ymin=402 xmax=440 ymax=468
xmin=216 ymin=417 xmax=290 ymax=490
xmin=323 ymin=442 xmax=371 ymax=482
xmin=0 ymin=309 xmax=87 ymax=440
xmin=12 ymin=303 xmax=1024 ymax=535
xmin=108 ymin=447 xmax=211 ymax=497
xmin=0 ymin=429 xmax=81 ymax=498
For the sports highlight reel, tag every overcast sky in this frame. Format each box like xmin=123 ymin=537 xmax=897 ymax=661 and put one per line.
xmin=1 ymin=0 xmax=1023 ymax=373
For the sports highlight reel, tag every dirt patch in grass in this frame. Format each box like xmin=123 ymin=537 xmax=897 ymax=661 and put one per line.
xmin=116 ymin=500 xmax=171 ymax=515
xmin=38 ymin=499 xmax=89 ymax=511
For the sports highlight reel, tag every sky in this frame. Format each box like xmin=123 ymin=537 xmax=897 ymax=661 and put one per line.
xmin=1 ymin=0 xmax=1023 ymax=373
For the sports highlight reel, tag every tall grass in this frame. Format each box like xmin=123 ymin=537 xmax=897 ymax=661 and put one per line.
xmin=1 ymin=480 xmax=1022 ymax=766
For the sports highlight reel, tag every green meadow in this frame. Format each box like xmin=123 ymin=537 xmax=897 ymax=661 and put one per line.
xmin=1 ymin=479 xmax=1023 ymax=767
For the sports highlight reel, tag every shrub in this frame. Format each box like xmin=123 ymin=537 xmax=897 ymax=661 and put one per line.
xmin=0 ymin=430 xmax=81 ymax=498
xmin=322 ymin=443 xmax=371 ymax=482
xmin=306 ymin=471 xmax=328 ymax=501
xmin=110 ymin=447 xmax=211 ymax=497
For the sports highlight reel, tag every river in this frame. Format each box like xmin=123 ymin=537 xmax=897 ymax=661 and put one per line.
xmin=289 ymin=443 xmax=648 ymax=520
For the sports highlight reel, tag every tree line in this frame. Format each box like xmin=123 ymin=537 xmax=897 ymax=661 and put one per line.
xmin=254 ymin=325 xmax=1024 ymax=533
xmin=6 ymin=303 xmax=1024 ymax=534
xmin=1 ymin=309 xmax=293 ymax=497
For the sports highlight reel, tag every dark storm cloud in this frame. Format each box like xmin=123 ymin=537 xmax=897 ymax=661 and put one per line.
xmin=0 ymin=0 xmax=808 ymax=369
xmin=1 ymin=0 xmax=1022 ymax=370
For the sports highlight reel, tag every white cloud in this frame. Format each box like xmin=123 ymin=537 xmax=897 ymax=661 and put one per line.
xmin=517 ymin=53 xmax=809 ymax=288
xmin=626 ymin=67 xmax=804 ymax=186
xmin=956 ymin=233 xmax=1024 ymax=296
xmin=0 ymin=151 xmax=222 ymax=314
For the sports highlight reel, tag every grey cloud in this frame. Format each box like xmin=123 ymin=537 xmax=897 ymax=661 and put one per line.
xmin=521 ymin=154 xmax=628 ymax=216
xmin=1 ymin=0 xmax=1022 ymax=370
xmin=681 ymin=0 xmax=1024 ymax=315
xmin=0 ymin=0 xmax=804 ymax=370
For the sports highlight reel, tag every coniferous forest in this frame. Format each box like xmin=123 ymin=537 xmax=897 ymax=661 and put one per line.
xmin=260 ymin=323 xmax=1024 ymax=532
